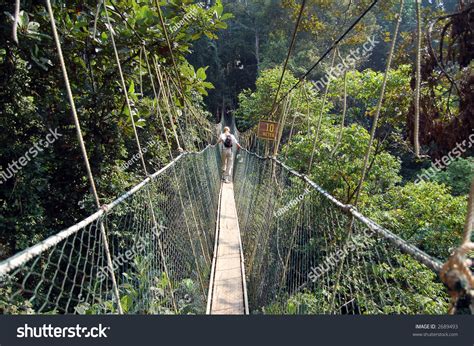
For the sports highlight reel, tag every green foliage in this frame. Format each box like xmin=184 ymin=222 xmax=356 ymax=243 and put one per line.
xmin=0 ymin=0 xmax=229 ymax=258
xmin=0 ymin=285 xmax=35 ymax=314
xmin=262 ymin=253 xmax=449 ymax=315
xmin=263 ymin=291 xmax=323 ymax=315
xmin=424 ymin=157 xmax=474 ymax=196
xmin=192 ymin=0 xmax=427 ymax=114
xmin=235 ymin=67 xmax=321 ymax=130
xmin=285 ymin=123 xmax=401 ymax=204
xmin=74 ymin=250 xmax=204 ymax=315
xmin=369 ymin=181 xmax=467 ymax=260
xmin=234 ymin=38 xmax=463 ymax=315
xmin=236 ymin=66 xmax=414 ymax=198
xmin=180 ymin=62 xmax=215 ymax=96
xmin=0 ymin=0 xmax=467 ymax=317
xmin=376 ymin=254 xmax=449 ymax=314
xmin=329 ymin=66 xmax=412 ymax=130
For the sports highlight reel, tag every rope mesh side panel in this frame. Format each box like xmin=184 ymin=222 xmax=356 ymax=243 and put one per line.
xmin=0 ymin=146 xmax=220 ymax=314
xmin=233 ymin=150 xmax=450 ymax=314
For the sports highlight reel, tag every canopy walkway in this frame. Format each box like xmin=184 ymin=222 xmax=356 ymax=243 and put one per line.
xmin=1 ymin=0 xmax=472 ymax=316
xmin=207 ymin=182 xmax=248 ymax=315
xmin=0 ymin=139 xmax=462 ymax=315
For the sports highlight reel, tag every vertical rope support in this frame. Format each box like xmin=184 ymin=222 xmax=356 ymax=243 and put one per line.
xmin=165 ymin=70 xmax=210 ymax=150
xmin=159 ymin=69 xmax=212 ymax=266
xmin=146 ymin=50 xmax=207 ymax=298
xmin=353 ymin=0 xmax=404 ymax=207
xmin=153 ymin=60 xmax=183 ymax=150
xmin=103 ymin=5 xmax=180 ymax=310
xmin=139 ymin=46 xmax=144 ymax=97
xmin=136 ymin=47 xmax=178 ymax=313
xmin=414 ymin=0 xmax=422 ymax=157
xmin=143 ymin=49 xmax=173 ymax=152
xmin=308 ymin=48 xmax=338 ymax=173
xmin=273 ymin=93 xmax=292 ymax=156
xmin=13 ymin=0 xmax=20 ymax=44
xmin=302 ymin=80 xmax=311 ymax=136
xmin=162 ymin=73 xmax=188 ymax=148
xmin=146 ymin=189 xmax=178 ymax=313
xmin=103 ymin=5 xmax=148 ymax=175
xmin=45 ymin=0 xmax=123 ymax=314
xmin=155 ymin=1 xmax=182 ymax=87
xmin=279 ymin=204 xmax=303 ymax=289
xmin=329 ymin=0 xmax=405 ymax=312
xmin=92 ymin=0 xmax=103 ymax=39
xmin=270 ymin=0 xmax=306 ymax=115
xmin=154 ymin=0 xmax=193 ymax=135
xmin=331 ymin=68 xmax=348 ymax=157
xmin=284 ymin=111 xmax=298 ymax=161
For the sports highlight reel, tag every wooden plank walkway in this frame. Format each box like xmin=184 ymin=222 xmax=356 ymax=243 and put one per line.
xmin=207 ymin=182 xmax=248 ymax=315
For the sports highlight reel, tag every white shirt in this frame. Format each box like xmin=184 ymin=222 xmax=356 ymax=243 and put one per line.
xmin=220 ymin=133 xmax=238 ymax=147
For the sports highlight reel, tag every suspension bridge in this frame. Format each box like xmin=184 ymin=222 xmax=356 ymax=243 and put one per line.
xmin=1 ymin=0 xmax=473 ymax=316
xmin=0 ymin=113 xmax=466 ymax=315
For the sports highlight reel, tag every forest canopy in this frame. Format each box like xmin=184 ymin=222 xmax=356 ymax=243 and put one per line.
xmin=0 ymin=0 xmax=472 ymax=316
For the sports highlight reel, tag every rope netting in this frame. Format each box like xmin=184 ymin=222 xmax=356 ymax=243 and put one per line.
xmin=5 ymin=0 xmax=469 ymax=318
xmin=0 ymin=146 xmax=221 ymax=314
xmin=233 ymin=149 xmax=451 ymax=314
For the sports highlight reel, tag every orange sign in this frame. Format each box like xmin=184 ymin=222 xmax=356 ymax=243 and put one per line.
xmin=257 ymin=120 xmax=279 ymax=140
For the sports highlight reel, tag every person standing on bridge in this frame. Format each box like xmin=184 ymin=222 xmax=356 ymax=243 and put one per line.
xmin=217 ymin=126 xmax=242 ymax=184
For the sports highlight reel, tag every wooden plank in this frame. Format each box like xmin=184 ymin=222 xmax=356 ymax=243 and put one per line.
xmin=210 ymin=182 xmax=246 ymax=315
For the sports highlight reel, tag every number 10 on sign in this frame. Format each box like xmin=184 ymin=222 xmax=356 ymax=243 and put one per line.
xmin=257 ymin=120 xmax=279 ymax=141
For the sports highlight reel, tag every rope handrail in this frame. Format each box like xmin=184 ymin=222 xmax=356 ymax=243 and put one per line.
xmin=241 ymin=148 xmax=443 ymax=273
xmin=234 ymin=147 xmax=451 ymax=314
xmin=0 ymin=146 xmax=217 ymax=277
